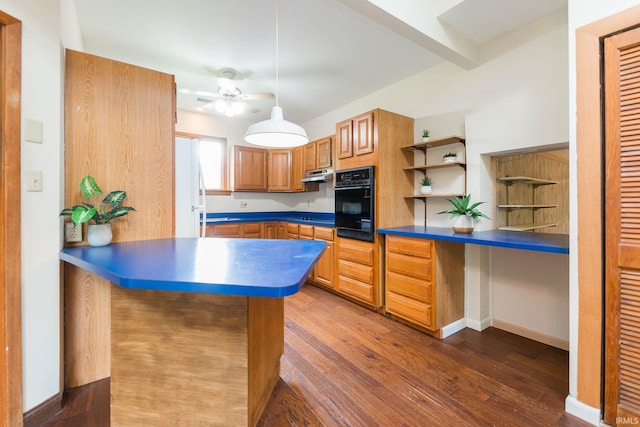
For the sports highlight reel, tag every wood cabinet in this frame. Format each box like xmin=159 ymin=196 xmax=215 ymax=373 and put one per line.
xmin=207 ymin=222 xmax=263 ymax=238
xmin=336 ymin=237 xmax=378 ymax=307
xmin=304 ymin=136 xmax=333 ymax=172
xmin=286 ymin=222 xmax=299 ymax=239
xmin=291 ymin=146 xmax=304 ymax=192
xmin=234 ymin=146 xmax=267 ymax=191
xmin=384 ymin=235 xmax=464 ymax=337
xmin=311 ymin=226 xmax=335 ymax=289
xmin=336 ymin=111 xmax=374 ymax=161
xmin=268 ymin=149 xmax=292 ymax=191
xmin=264 ymin=222 xmax=287 ymax=239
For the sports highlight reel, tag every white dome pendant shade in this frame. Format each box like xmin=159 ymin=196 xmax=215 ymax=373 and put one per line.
xmin=245 ymin=106 xmax=309 ymax=148
xmin=244 ymin=0 xmax=309 ymax=148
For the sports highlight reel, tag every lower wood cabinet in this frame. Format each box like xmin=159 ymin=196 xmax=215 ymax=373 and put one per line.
xmin=206 ymin=222 xmax=263 ymax=238
xmin=336 ymin=237 xmax=379 ymax=308
xmin=264 ymin=222 xmax=287 ymax=239
xmin=384 ymin=235 xmax=464 ymax=337
xmin=311 ymin=226 xmax=334 ymax=289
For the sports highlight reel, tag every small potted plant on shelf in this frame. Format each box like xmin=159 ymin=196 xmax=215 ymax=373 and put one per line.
xmin=421 ymin=129 xmax=430 ymax=142
xmin=437 ymin=194 xmax=489 ymax=233
xmin=443 ymin=152 xmax=457 ymax=163
xmin=420 ymin=176 xmax=432 ymax=195
xmin=60 ymin=175 xmax=135 ymax=247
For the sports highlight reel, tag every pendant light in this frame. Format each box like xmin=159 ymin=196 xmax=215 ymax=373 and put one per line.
xmin=244 ymin=0 xmax=309 ymax=148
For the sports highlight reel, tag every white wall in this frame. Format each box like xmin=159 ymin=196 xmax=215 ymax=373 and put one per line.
xmin=1 ymin=0 xmax=65 ymax=412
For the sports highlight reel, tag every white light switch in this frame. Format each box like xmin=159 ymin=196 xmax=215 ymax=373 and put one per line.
xmin=26 ymin=170 xmax=42 ymax=192
xmin=24 ymin=118 xmax=43 ymax=143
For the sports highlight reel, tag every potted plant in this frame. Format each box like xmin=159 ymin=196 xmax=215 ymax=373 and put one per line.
xmin=60 ymin=175 xmax=135 ymax=246
xmin=443 ymin=152 xmax=457 ymax=163
xmin=437 ymin=194 xmax=489 ymax=233
xmin=421 ymin=129 xmax=430 ymax=142
xmin=420 ymin=176 xmax=432 ymax=195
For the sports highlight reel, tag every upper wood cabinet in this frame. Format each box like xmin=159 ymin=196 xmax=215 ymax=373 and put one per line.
xmin=303 ymin=143 xmax=317 ymax=172
xmin=303 ymin=136 xmax=333 ymax=172
xmin=268 ymin=149 xmax=292 ymax=191
xmin=336 ymin=111 xmax=374 ymax=161
xmin=292 ymin=146 xmax=304 ymax=192
xmin=233 ymin=146 xmax=267 ymax=191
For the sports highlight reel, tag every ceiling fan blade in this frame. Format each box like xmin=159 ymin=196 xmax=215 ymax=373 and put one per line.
xmin=196 ymin=96 xmax=216 ymax=104
xmin=240 ymin=92 xmax=275 ymax=100
xmin=243 ymin=103 xmax=260 ymax=114
xmin=181 ymin=88 xmax=220 ymax=98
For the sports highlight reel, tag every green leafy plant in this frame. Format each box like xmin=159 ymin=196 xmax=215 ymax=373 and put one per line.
xmin=437 ymin=194 xmax=490 ymax=220
xmin=420 ymin=176 xmax=432 ymax=186
xmin=422 ymin=129 xmax=430 ymax=138
xmin=60 ymin=175 xmax=135 ymax=226
xmin=443 ymin=152 xmax=457 ymax=158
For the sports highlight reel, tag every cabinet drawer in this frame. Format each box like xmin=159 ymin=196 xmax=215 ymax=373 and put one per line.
xmin=314 ymin=226 xmax=334 ymax=241
xmin=386 ymin=291 xmax=433 ymax=329
xmin=338 ymin=259 xmax=373 ymax=284
xmin=208 ymin=223 xmax=241 ymax=236
xmin=386 ymin=252 xmax=432 ymax=281
xmin=386 ymin=271 xmax=432 ymax=304
xmin=299 ymin=224 xmax=314 ymax=238
xmin=243 ymin=223 xmax=262 ymax=234
xmin=338 ymin=275 xmax=373 ymax=302
xmin=286 ymin=223 xmax=299 ymax=234
xmin=386 ymin=236 xmax=433 ymax=259
xmin=338 ymin=239 xmax=374 ymax=265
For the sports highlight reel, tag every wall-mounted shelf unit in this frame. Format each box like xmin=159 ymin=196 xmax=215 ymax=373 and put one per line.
xmin=497 ymin=176 xmax=558 ymax=232
xmin=402 ymin=135 xmax=466 ymax=201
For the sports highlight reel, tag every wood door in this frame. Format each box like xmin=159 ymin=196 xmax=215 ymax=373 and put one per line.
xmin=303 ymin=142 xmax=316 ymax=172
xmin=336 ymin=119 xmax=353 ymax=160
xmin=316 ymin=136 xmax=332 ymax=168
xmin=234 ymin=146 xmax=267 ymax=191
xmin=0 ymin=11 xmax=22 ymax=427
xmin=353 ymin=111 xmax=374 ymax=156
xmin=604 ymin=26 xmax=640 ymax=425
xmin=267 ymin=149 xmax=292 ymax=192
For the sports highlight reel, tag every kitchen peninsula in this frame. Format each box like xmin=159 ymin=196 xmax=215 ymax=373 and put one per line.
xmin=60 ymin=237 xmax=326 ymax=426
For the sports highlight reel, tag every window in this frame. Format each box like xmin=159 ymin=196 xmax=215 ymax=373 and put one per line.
xmin=176 ymin=133 xmax=230 ymax=195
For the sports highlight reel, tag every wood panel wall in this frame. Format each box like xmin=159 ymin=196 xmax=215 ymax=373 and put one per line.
xmin=64 ymin=49 xmax=175 ymax=387
xmin=495 ymin=152 xmax=569 ymax=234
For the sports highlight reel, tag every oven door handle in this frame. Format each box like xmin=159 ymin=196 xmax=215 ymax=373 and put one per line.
xmin=335 ymin=185 xmax=367 ymax=190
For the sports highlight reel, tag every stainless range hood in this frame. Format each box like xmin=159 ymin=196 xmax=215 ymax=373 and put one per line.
xmin=301 ymin=168 xmax=333 ymax=183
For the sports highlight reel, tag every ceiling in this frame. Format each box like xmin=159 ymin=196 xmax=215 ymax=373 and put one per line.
xmin=72 ymin=0 xmax=567 ymax=124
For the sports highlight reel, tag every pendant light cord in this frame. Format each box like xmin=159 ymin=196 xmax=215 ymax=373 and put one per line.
xmin=275 ymin=0 xmax=279 ymax=108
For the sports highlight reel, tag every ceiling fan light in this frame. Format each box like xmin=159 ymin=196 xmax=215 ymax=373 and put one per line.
xmin=214 ymin=100 xmax=226 ymax=113
xmin=245 ymin=106 xmax=309 ymax=148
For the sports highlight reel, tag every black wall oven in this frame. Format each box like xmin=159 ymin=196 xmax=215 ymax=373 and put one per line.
xmin=335 ymin=166 xmax=375 ymax=242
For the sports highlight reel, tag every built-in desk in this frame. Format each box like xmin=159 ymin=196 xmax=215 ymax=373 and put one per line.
xmin=376 ymin=226 xmax=569 ymax=254
xmin=60 ymin=238 xmax=326 ymax=426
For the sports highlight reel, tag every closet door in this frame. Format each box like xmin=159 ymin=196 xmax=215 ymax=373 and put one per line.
xmin=604 ymin=26 xmax=640 ymax=425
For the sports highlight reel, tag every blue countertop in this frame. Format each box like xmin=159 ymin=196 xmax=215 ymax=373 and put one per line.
xmin=60 ymin=238 xmax=327 ymax=297
xmin=376 ymin=226 xmax=569 ymax=254
xmin=205 ymin=211 xmax=334 ymax=227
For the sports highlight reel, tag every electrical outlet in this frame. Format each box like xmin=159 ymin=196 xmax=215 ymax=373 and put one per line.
xmin=240 ymin=200 xmax=248 ymax=208
xmin=65 ymin=222 xmax=82 ymax=243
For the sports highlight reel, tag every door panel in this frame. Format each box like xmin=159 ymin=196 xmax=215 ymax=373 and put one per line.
xmin=604 ymin=26 xmax=640 ymax=425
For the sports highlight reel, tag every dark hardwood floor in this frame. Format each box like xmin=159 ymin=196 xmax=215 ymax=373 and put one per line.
xmin=44 ymin=284 xmax=590 ymax=426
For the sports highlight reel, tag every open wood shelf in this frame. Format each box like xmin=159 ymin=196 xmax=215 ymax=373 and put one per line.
xmin=404 ymin=161 xmax=466 ymax=172
xmin=401 ymin=135 xmax=466 ymax=151
xmin=498 ymin=176 xmax=557 ymax=186
xmin=405 ymin=193 xmax=464 ymax=201
xmin=498 ymin=223 xmax=558 ymax=232
xmin=498 ymin=204 xmax=558 ymax=209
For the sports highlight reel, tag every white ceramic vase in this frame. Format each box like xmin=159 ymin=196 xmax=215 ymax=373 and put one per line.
xmin=422 ymin=137 xmax=430 ymax=142
xmin=87 ymin=223 xmax=113 ymax=246
xmin=452 ymin=215 xmax=474 ymax=233
xmin=443 ymin=156 xmax=457 ymax=163
xmin=420 ymin=185 xmax=432 ymax=195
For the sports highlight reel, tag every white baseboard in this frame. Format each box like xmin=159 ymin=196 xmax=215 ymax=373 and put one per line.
xmin=440 ymin=318 xmax=466 ymax=338
xmin=492 ymin=319 xmax=569 ymax=351
xmin=565 ymin=395 xmax=600 ymax=426
xmin=465 ymin=316 xmax=492 ymax=331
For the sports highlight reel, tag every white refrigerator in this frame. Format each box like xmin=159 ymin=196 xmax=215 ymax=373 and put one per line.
xmin=175 ymin=136 xmax=207 ymax=238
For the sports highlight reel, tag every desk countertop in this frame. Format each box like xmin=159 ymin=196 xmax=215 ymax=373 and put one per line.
xmin=376 ymin=226 xmax=569 ymax=254
xmin=60 ymin=238 xmax=327 ymax=297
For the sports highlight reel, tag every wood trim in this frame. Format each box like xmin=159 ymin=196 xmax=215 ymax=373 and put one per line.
xmin=0 ymin=10 xmax=23 ymax=427
xmin=492 ymin=319 xmax=569 ymax=351
xmin=175 ymin=131 xmax=230 ymax=192
xmin=22 ymin=392 xmax=62 ymax=427
xmin=576 ymin=3 xmax=640 ymax=410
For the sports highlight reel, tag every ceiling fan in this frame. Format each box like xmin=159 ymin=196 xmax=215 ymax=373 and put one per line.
xmin=182 ymin=69 xmax=274 ymax=117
